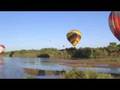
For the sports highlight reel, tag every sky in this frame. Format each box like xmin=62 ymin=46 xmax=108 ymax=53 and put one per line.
xmin=0 ymin=11 xmax=119 ymax=51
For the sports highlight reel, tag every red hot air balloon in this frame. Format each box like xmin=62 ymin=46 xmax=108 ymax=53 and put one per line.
xmin=109 ymin=11 xmax=120 ymax=41
xmin=0 ymin=45 xmax=5 ymax=54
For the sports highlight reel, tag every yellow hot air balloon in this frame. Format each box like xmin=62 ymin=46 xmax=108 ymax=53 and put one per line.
xmin=66 ymin=29 xmax=82 ymax=47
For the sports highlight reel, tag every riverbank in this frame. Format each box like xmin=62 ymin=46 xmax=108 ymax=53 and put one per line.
xmin=23 ymin=58 xmax=120 ymax=79
xmin=3 ymin=56 xmax=120 ymax=68
xmin=49 ymin=58 xmax=120 ymax=68
xmin=1 ymin=57 xmax=120 ymax=79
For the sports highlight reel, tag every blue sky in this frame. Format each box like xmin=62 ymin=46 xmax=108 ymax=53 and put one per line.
xmin=0 ymin=11 xmax=119 ymax=51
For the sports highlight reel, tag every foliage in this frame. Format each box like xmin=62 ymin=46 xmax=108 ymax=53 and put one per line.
xmin=4 ymin=42 xmax=120 ymax=59
xmin=71 ymin=48 xmax=94 ymax=58
xmin=63 ymin=70 xmax=113 ymax=79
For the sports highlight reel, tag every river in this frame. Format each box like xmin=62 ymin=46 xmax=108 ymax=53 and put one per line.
xmin=0 ymin=57 xmax=120 ymax=79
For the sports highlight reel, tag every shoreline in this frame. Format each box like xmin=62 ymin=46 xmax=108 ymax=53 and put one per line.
xmin=49 ymin=58 xmax=120 ymax=68
xmin=3 ymin=57 xmax=120 ymax=68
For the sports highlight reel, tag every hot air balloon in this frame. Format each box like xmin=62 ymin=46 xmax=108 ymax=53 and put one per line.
xmin=66 ymin=29 xmax=82 ymax=47
xmin=109 ymin=11 xmax=120 ymax=41
xmin=0 ymin=45 xmax=5 ymax=54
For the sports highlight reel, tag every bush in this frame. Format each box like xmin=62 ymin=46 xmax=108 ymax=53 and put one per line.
xmin=63 ymin=70 xmax=113 ymax=79
xmin=72 ymin=48 xmax=94 ymax=58
xmin=37 ymin=54 xmax=50 ymax=58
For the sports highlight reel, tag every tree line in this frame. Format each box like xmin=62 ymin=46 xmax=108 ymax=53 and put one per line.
xmin=5 ymin=42 xmax=120 ymax=59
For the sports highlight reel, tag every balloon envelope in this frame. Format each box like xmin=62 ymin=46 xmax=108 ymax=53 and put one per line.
xmin=0 ymin=45 xmax=5 ymax=54
xmin=66 ymin=30 xmax=82 ymax=47
xmin=109 ymin=11 xmax=120 ymax=41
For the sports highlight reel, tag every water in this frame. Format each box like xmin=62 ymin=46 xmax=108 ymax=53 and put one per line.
xmin=0 ymin=57 xmax=26 ymax=78
xmin=0 ymin=57 xmax=120 ymax=79
xmin=0 ymin=57 xmax=72 ymax=79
